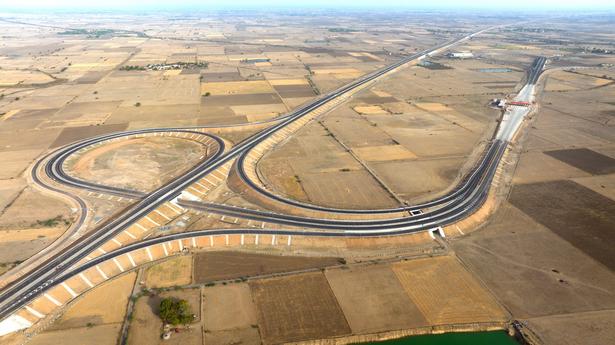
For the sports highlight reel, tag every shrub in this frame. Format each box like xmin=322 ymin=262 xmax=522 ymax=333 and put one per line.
xmin=159 ymin=297 xmax=193 ymax=325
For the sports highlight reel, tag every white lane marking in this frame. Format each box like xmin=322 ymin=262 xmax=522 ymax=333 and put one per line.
xmin=112 ymin=238 xmax=122 ymax=246
xmin=113 ymin=258 xmax=125 ymax=272
xmin=146 ymin=247 xmax=154 ymax=261
xmin=240 ymin=234 xmax=244 ymax=245
xmin=271 ymin=235 xmax=276 ymax=245
xmin=154 ymin=209 xmax=171 ymax=221
xmin=162 ymin=243 xmax=169 ymax=256
xmin=145 ymin=216 xmax=160 ymax=226
xmin=25 ymin=306 xmax=45 ymax=319
xmin=127 ymin=253 xmax=137 ymax=267
xmin=96 ymin=265 xmax=108 ymax=280
xmin=255 ymin=234 xmax=259 ymax=245
xmin=192 ymin=237 xmax=197 ymax=247
xmin=98 ymin=248 xmax=107 ymax=254
xmin=135 ymin=223 xmax=148 ymax=232
xmin=62 ymin=282 xmax=78 ymax=298
xmin=164 ymin=203 xmax=182 ymax=214
xmin=124 ymin=230 xmax=137 ymax=240
xmin=178 ymin=240 xmax=183 ymax=251
xmin=44 ymin=293 xmax=62 ymax=307
xmin=287 ymin=236 xmax=292 ymax=246
xmin=455 ymin=225 xmax=465 ymax=235
xmin=225 ymin=235 xmax=229 ymax=246
xmin=195 ymin=182 xmax=209 ymax=190
xmin=188 ymin=186 xmax=203 ymax=195
xmin=79 ymin=273 xmax=94 ymax=288
xmin=209 ymin=236 xmax=214 ymax=247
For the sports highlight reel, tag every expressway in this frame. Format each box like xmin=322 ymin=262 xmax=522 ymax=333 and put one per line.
xmin=231 ymin=56 xmax=548 ymax=215
xmin=0 ymin=26 xmax=524 ymax=324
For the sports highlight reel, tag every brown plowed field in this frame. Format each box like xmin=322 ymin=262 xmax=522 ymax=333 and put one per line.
xmin=249 ymin=272 xmax=351 ymax=344
xmin=193 ymin=251 xmax=341 ymax=283
xmin=509 ymin=180 xmax=615 ymax=270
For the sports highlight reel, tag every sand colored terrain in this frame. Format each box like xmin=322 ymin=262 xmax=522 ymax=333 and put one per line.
xmin=0 ymin=188 xmax=71 ymax=229
xmin=143 ymin=255 xmax=192 ymax=288
xmin=268 ymin=79 xmax=309 ymax=86
xmin=325 ymin=265 xmax=428 ymax=334
xmin=52 ymin=272 xmax=136 ymax=329
xmin=353 ymin=145 xmax=417 ymax=162
xmin=202 ymin=283 xmax=257 ymax=331
xmin=451 ymin=69 xmax=615 ymax=344
xmin=0 ymin=226 xmax=64 ymax=243
xmin=414 ymin=102 xmax=451 ymax=112
xmin=392 ymin=256 xmax=506 ymax=325
xmin=353 ymin=105 xmax=389 ymax=114
xmin=194 ymin=251 xmax=341 ymax=283
xmin=201 ymin=80 xmax=274 ymax=95
xmin=250 ymin=272 xmax=351 ymax=344
xmin=204 ymin=328 xmax=262 ymax=345
xmin=69 ymin=136 xmax=205 ymax=193
xmin=27 ymin=323 xmax=122 ymax=345
xmin=127 ymin=288 xmax=201 ymax=345
xmin=0 ymin=70 xmax=55 ymax=86
xmin=525 ymin=310 xmax=615 ymax=345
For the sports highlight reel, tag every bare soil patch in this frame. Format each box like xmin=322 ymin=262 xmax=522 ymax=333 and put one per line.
xmin=392 ymin=256 xmax=506 ymax=325
xmin=202 ymin=93 xmax=282 ymax=106
xmin=525 ymin=310 xmax=615 ymax=345
xmin=204 ymin=328 xmax=262 ymax=345
xmin=325 ymin=265 xmax=428 ymax=334
xmin=452 ymin=202 xmax=615 ymax=318
xmin=144 ymin=255 xmax=192 ymax=289
xmin=69 ymin=136 xmax=205 ymax=193
xmin=127 ymin=288 xmax=201 ymax=345
xmin=28 ymin=324 xmax=121 ymax=345
xmin=0 ymin=188 xmax=72 ymax=229
xmin=52 ymin=272 xmax=136 ymax=329
xmin=509 ymin=180 xmax=615 ymax=270
xmin=194 ymin=251 xmax=341 ymax=283
xmin=202 ymin=283 xmax=257 ymax=331
xmin=250 ymin=272 xmax=351 ymax=344
xmin=50 ymin=123 xmax=128 ymax=148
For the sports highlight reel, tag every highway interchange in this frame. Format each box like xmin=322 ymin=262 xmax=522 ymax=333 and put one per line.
xmin=0 ymin=26 xmax=546 ymax=331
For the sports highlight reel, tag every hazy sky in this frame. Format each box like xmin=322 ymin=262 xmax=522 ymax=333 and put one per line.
xmin=0 ymin=0 xmax=613 ymax=10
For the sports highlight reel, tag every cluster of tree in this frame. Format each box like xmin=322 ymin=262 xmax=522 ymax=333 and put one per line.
xmin=159 ymin=298 xmax=193 ymax=325
xmin=328 ymin=28 xmax=358 ymax=33
xmin=120 ymin=65 xmax=147 ymax=71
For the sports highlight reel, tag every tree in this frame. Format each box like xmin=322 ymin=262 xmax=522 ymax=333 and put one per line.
xmin=159 ymin=298 xmax=193 ymax=325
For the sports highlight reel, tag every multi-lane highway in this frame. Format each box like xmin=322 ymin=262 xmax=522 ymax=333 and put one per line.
xmin=0 ymin=27 xmax=540 ymax=326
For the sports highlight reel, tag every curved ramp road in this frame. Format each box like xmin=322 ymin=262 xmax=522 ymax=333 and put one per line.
xmin=0 ymin=27 xmax=528 ymax=328
xmin=233 ymin=56 xmax=548 ymax=214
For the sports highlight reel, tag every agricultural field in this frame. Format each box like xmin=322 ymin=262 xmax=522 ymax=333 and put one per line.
xmin=0 ymin=9 xmax=614 ymax=345
xmin=452 ymin=68 xmax=615 ymax=344
xmin=143 ymin=255 xmax=193 ymax=288
xmin=193 ymin=251 xmax=341 ymax=283
xmin=249 ymin=272 xmax=351 ymax=344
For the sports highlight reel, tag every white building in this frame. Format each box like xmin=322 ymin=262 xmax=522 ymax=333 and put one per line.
xmin=448 ymin=51 xmax=474 ymax=59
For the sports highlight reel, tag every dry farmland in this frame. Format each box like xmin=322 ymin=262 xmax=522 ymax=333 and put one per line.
xmin=194 ymin=251 xmax=342 ymax=283
xmin=250 ymin=272 xmax=351 ymax=344
xmin=143 ymin=255 xmax=193 ymax=288
xmin=1 ymin=11 xmax=615 ymax=345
